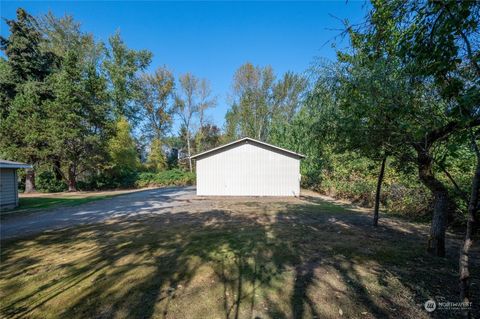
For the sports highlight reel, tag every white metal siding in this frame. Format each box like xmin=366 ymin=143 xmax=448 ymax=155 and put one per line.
xmin=196 ymin=142 xmax=300 ymax=196
xmin=0 ymin=168 xmax=18 ymax=207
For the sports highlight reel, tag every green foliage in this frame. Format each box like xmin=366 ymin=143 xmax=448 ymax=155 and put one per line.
xmin=225 ymin=63 xmax=275 ymax=141
xmin=0 ymin=8 xmax=56 ymax=166
xmin=0 ymin=8 xmax=55 ymax=84
xmin=78 ymin=170 xmax=138 ymax=190
xmin=194 ymin=124 xmax=222 ymax=154
xmin=319 ymin=152 xmax=431 ymax=217
xmin=397 ymin=1 xmax=479 ymax=110
xmin=336 ymin=0 xmax=480 ymax=235
xmin=1 ymin=81 xmax=51 ymax=162
xmin=108 ymin=117 xmax=139 ymax=170
xmin=225 ymin=63 xmax=307 ymax=142
xmin=137 ymin=66 xmax=175 ymax=140
xmin=104 ymin=32 xmax=152 ymax=123
xmin=0 ymin=58 xmax=16 ymax=114
xmin=146 ymin=138 xmax=167 ymax=172
xmin=45 ymin=47 xmax=111 ymax=190
xmin=136 ymin=169 xmax=195 ymax=188
xmin=36 ymin=171 xmax=67 ymax=193
xmin=268 ymin=104 xmax=325 ymax=189
xmin=174 ymin=73 xmax=215 ymax=171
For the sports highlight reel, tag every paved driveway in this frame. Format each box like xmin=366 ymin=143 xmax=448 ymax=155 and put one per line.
xmin=1 ymin=186 xmax=196 ymax=240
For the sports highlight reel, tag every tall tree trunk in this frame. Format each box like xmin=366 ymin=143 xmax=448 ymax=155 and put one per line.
xmin=53 ymin=159 xmax=63 ymax=181
xmin=428 ymin=191 xmax=450 ymax=257
xmin=459 ymin=134 xmax=480 ymax=318
xmin=373 ymin=156 xmax=387 ymax=227
xmin=416 ymin=147 xmax=452 ymax=257
xmin=67 ymin=164 xmax=77 ymax=192
xmin=186 ymin=130 xmax=192 ymax=172
xmin=24 ymin=168 xmax=36 ymax=193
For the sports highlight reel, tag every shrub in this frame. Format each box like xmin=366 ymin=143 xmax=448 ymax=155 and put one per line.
xmin=75 ymin=169 xmax=193 ymax=191
xmin=136 ymin=169 xmax=195 ymax=188
xmin=310 ymin=152 xmax=433 ymax=218
xmin=36 ymin=171 xmax=67 ymax=193
xmin=77 ymin=170 xmax=138 ymax=190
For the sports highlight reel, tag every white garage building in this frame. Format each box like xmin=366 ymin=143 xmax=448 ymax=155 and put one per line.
xmin=191 ymin=137 xmax=304 ymax=196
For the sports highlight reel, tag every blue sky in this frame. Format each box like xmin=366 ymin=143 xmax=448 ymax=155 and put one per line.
xmin=1 ymin=1 xmax=368 ymax=130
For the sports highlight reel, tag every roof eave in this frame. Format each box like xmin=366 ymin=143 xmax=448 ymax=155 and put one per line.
xmin=0 ymin=164 xmax=33 ymax=169
xmin=190 ymin=137 xmax=306 ymax=159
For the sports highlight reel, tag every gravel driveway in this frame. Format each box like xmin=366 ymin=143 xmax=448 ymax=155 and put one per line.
xmin=0 ymin=186 xmax=196 ymax=240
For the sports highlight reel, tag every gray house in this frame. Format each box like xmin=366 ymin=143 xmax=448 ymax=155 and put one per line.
xmin=0 ymin=160 xmax=32 ymax=209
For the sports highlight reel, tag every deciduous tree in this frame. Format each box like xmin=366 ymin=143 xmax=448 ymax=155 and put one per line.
xmin=104 ymin=32 xmax=152 ymax=123
xmin=138 ymin=66 xmax=175 ymax=141
xmin=342 ymin=0 xmax=480 ymax=257
xmin=108 ymin=117 xmax=139 ymax=174
xmin=174 ymin=73 xmax=213 ymax=171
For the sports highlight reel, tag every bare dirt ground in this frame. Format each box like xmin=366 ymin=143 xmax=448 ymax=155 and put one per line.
xmin=1 ymin=187 xmax=478 ymax=319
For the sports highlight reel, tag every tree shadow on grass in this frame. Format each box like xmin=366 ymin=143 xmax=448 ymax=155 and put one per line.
xmin=274 ymin=198 xmax=478 ymax=319
xmin=1 ymin=195 xmax=478 ymax=319
xmin=1 ymin=209 xmax=286 ymax=319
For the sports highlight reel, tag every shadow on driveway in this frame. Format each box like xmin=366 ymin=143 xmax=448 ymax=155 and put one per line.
xmin=0 ymin=186 xmax=196 ymax=240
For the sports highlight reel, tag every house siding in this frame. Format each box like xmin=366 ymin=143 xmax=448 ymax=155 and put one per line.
xmin=196 ymin=142 xmax=301 ymax=196
xmin=0 ymin=168 xmax=18 ymax=208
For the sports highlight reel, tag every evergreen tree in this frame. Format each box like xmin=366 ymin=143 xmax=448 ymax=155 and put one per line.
xmin=0 ymin=8 xmax=55 ymax=85
xmin=46 ymin=49 xmax=111 ymax=191
xmin=0 ymin=8 xmax=57 ymax=192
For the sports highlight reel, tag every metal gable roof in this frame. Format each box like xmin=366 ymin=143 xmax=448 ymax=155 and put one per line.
xmin=0 ymin=160 xmax=33 ymax=169
xmin=190 ymin=137 xmax=305 ymax=160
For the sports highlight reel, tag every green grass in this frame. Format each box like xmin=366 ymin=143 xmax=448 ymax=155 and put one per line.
xmin=2 ymin=195 xmax=113 ymax=216
xmin=0 ymin=196 xmax=475 ymax=319
xmin=19 ymin=196 xmax=112 ymax=210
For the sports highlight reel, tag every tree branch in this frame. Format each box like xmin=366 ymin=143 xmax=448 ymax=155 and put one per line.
xmin=426 ymin=117 xmax=480 ymax=147
xmin=436 ymin=160 xmax=469 ymax=205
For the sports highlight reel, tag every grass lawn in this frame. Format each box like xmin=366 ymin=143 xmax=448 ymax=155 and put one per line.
xmin=15 ymin=196 xmax=113 ymax=211
xmin=0 ymin=192 xmax=478 ymax=319
xmin=2 ymin=189 xmax=145 ymax=216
